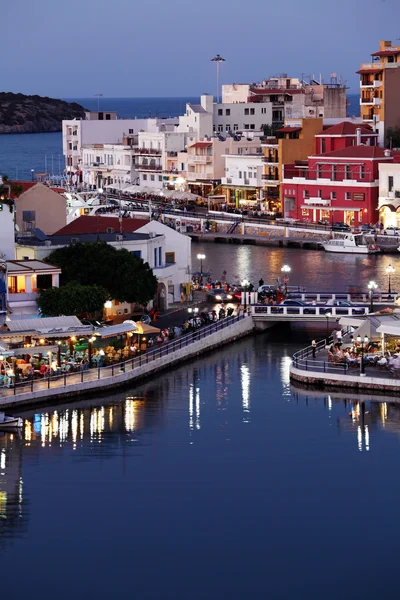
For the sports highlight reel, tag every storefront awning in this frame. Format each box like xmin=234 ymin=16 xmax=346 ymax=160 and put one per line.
xmin=300 ymin=206 xmax=363 ymax=212
xmin=96 ymin=321 xmax=138 ymax=338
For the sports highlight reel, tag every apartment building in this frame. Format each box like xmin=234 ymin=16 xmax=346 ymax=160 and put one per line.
xmin=262 ymin=118 xmax=323 ymax=213
xmin=378 ymin=163 xmax=400 ymax=227
xmin=357 ymin=40 xmax=400 ymax=145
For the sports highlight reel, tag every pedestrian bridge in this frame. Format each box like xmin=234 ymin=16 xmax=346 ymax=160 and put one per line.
xmin=250 ymin=304 xmax=369 ymax=324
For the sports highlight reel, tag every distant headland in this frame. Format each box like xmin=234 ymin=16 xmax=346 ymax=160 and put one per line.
xmin=0 ymin=92 xmax=86 ymax=134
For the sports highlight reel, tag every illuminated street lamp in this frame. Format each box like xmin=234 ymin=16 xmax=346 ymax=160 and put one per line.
xmin=31 ymin=169 xmax=35 ymax=182
xmin=197 ymin=253 xmax=206 ymax=283
xmin=241 ymin=279 xmax=250 ymax=311
xmin=325 ymin=311 xmax=331 ymax=345
xmin=386 ymin=264 xmax=395 ymax=295
xmin=357 ymin=335 xmax=369 ymax=375
xmin=281 ymin=264 xmax=291 ymax=293
xmin=368 ymin=280 xmax=378 ymax=313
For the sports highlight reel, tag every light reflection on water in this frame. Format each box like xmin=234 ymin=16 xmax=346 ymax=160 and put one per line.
xmin=1 ymin=336 xmax=400 ymax=597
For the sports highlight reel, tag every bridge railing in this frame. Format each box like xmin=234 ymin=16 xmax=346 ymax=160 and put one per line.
xmin=4 ymin=314 xmax=245 ymax=398
xmin=251 ymin=305 xmax=369 ymax=318
xmin=289 ymin=291 xmax=397 ymax=304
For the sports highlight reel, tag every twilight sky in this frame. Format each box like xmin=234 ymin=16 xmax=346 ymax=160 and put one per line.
xmin=3 ymin=0 xmax=400 ymax=98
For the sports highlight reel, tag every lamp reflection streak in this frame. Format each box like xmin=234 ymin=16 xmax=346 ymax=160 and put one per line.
xmin=240 ymin=364 xmax=251 ymax=423
xmin=195 ymin=387 xmax=200 ymax=430
xmin=189 ymin=384 xmax=194 ymax=431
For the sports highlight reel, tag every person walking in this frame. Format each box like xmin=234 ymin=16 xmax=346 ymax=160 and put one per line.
xmin=312 ymin=339 xmax=317 ymax=359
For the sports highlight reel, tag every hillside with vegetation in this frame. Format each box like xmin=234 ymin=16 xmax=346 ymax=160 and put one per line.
xmin=0 ymin=92 xmax=86 ymax=134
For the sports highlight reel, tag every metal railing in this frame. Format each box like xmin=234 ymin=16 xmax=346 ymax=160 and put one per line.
xmin=291 ymin=329 xmax=351 ymax=375
xmin=251 ymin=305 xmax=369 ymax=318
xmin=3 ymin=314 xmax=245 ymax=398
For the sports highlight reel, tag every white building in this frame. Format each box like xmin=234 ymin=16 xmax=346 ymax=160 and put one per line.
xmin=63 ymin=112 xmax=179 ymax=174
xmin=221 ymin=153 xmax=264 ymax=205
xmin=81 ymin=140 xmax=137 ymax=189
xmin=378 ymin=162 xmax=400 ymax=227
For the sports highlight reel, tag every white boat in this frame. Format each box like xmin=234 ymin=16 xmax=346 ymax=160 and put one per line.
xmin=0 ymin=411 xmax=23 ymax=429
xmin=322 ymin=234 xmax=380 ymax=254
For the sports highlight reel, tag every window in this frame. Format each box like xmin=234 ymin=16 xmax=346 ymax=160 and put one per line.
xmin=158 ymin=247 xmax=162 ymax=266
xmin=389 ymin=176 xmax=394 ymax=192
xmin=332 ymin=165 xmax=337 ymax=181
xmin=318 ymin=190 xmax=322 ymax=198
xmin=131 ymin=250 xmax=142 ymax=258
xmin=165 ymin=252 xmax=175 ymax=264
xmin=261 ymin=108 xmax=266 ymax=114
xmin=225 ymin=109 xmax=230 ymax=116
xmin=233 ymin=124 xmax=238 ymax=131
xmin=213 ymin=125 xmax=216 ymax=132
xmin=151 ymin=175 xmax=155 ymax=181
xmin=158 ymin=176 xmax=162 ymax=181
xmin=250 ymin=124 xmax=255 ymax=130
xmin=303 ymin=190 xmax=309 ymax=198
xmin=106 ymin=114 xmax=111 ymax=120
xmin=317 ymin=165 xmax=322 ymax=179
xmin=239 ymin=171 xmax=242 ymax=179
xmin=154 ymin=248 xmax=158 ymax=267
xmin=248 ymin=172 xmax=252 ymax=179
xmin=244 ymin=108 xmax=249 ymax=115
xmin=244 ymin=124 xmax=249 ymax=129
xmin=345 ymin=165 xmax=351 ymax=179
xmin=331 ymin=191 xmax=337 ymax=199
xmin=226 ymin=125 xmax=231 ymax=131
xmin=243 ymin=172 xmax=247 ymax=180
xmin=250 ymin=108 xmax=255 ymax=115
xmin=321 ymin=138 xmax=326 ymax=153
xmin=345 ymin=192 xmax=351 ymax=200
xmin=218 ymin=124 xmax=223 ymax=132
xmin=129 ymin=129 xmax=134 ymax=134
xmin=360 ymin=165 xmax=365 ymax=179
xmin=218 ymin=109 xmax=223 ymax=116
xmin=143 ymin=174 xmax=147 ymax=180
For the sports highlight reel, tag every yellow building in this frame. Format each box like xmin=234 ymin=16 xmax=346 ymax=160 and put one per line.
xmin=262 ymin=118 xmax=323 ymax=214
xmin=357 ymin=40 xmax=400 ymax=146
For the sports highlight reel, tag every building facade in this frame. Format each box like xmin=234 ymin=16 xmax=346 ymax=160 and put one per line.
xmin=262 ymin=118 xmax=324 ymax=213
xmin=282 ymin=146 xmax=396 ymax=224
xmin=378 ymin=163 xmax=400 ymax=227
xmin=357 ymin=40 xmax=400 ymax=146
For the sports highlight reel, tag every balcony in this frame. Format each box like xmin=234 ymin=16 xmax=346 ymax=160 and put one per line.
xmin=135 ymin=164 xmax=162 ymax=172
xmin=373 ymin=97 xmax=381 ymax=106
xmin=188 ymin=155 xmax=213 ymax=164
xmin=187 ymin=171 xmax=214 ymax=182
xmin=134 ymin=148 xmax=162 ymax=156
xmin=304 ymin=197 xmax=331 ymax=206
xmin=361 ymin=96 xmax=374 ymax=104
xmin=263 ymin=156 xmax=278 ymax=165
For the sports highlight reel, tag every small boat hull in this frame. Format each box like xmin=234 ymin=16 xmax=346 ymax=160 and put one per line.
xmin=322 ymin=244 xmax=372 ymax=254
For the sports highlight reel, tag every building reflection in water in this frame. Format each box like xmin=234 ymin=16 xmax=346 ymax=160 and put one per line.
xmin=290 ymin=385 xmax=400 ymax=453
xmin=0 ymin=432 xmax=26 ymax=544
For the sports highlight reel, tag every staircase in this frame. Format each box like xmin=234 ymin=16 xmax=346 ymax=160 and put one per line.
xmin=227 ymin=219 xmax=241 ymax=234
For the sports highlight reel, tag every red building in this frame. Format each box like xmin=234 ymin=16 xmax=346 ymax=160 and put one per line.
xmin=282 ymin=145 xmax=396 ymax=226
xmin=314 ymin=122 xmax=378 ymax=154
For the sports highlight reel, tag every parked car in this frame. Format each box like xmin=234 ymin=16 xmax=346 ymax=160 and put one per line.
xmin=322 ymin=300 xmax=366 ymax=315
xmin=274 ymin=299 xmax=316 ymax=314
xmin=359 ymin=224 xmax=375 ymax=233
xmin=258 ymin=284 xmax=276 ymax=294
xmin=384 ymin=226 xmax=400 ymax=236
xmin=206 ymin=288 xmax=233 ymax=303
xmin=331 ymin=222 xmax=351 ymax=232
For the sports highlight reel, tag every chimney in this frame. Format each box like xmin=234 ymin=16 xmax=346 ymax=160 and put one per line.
xmin=384 ymin=149 xmax=391 ymax=157
xmin=356 ymin=128 xmax=362 ymax=146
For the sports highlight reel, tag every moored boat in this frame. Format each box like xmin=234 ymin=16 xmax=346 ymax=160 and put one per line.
xmin=0 ymin=411 xmax=23 ymax=429
xmin=322 ymin=234 xmax=380 ymax=254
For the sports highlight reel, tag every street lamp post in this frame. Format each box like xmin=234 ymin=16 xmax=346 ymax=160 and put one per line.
xmin=31 ymin=169 xmax=35 ymax=182
xmin=386 ymin=264 xmax=395 ymax=296
xmin=281 ymin=264 xmax=291 ymax=294
xmin=357 ymin=335 xmax=369 ymax=375
xmin=241 ymin=279 xmax=250 ymax=312
xmin=325 ymin=311 xmax=331 ymax=345
xmin=197 ymin=253 xmax=206 ymax=285
xmin=368 ymin=280 xmax=378 ymax=313
xmin=211 ymin=54 xmax=226 ymax=104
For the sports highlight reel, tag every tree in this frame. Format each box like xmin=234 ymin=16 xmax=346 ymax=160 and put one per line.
xmin=45 ymin=242 xmax=158 ymax=305
xmin=385 ymin=126 xmax=400 ymax=149
xmin=0 ymin=174 xmax=23 ymax=200
xmin=37 ymin=282 xmax=109 ymax=317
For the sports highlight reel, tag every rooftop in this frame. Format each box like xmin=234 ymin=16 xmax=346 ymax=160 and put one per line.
xmin=313 ymin=146 xmax=395 ymax=160
xmin=52 ymin=215 xmax=149 ymax=236
xmin=316 ymin=122 xmax=376 ymax=137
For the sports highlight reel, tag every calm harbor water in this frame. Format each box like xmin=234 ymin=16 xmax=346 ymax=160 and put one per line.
xmin=1 ymin=334 xmax=400 ymax=599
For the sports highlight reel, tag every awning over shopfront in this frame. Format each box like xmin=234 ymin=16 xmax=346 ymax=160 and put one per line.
xmin=2 ymin=316 xmax=93 ymax=337
xmin=96 ymin=321 xmax=138 ymax=338
xmin=300 ymin=206 xmax=363 ymax=212
xmin=134 ymin=323 xmax=160 ymax=335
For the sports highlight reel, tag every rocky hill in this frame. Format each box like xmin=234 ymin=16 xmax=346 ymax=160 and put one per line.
xmin=0 ymin=92 xmax=86 ymax=134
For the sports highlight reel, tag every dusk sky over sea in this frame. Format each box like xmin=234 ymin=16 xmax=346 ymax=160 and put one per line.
xmin=3 ymin=0 xmax=400 ymax=98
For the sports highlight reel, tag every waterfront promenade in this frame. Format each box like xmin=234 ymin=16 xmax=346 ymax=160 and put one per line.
xmin=0 ymin=314 xmax=253 ymax=408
